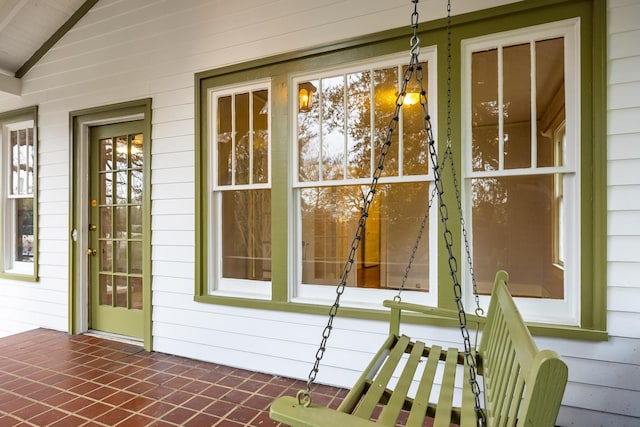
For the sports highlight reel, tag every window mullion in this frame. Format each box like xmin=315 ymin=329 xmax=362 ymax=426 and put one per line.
xmin=530 ymin=41 xmax=538 ymax=168
xmin=249 ymin=91 xmax=254 ymax=185
xmin=343 ymin=75 xmax=348 ymax=180
xmin=370 ymin=69 xmax=376 ymax=179
xmin=318 ymin=80 xmax=324 ymax=182
xmin=498 ymin=45 xmax=504 ymax=171
xmin=397 ymin=64 xmax=404 ymax=177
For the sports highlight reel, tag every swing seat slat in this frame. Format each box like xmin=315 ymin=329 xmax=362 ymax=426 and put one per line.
xmin=270 ymin=271 xmax=568 ymax=427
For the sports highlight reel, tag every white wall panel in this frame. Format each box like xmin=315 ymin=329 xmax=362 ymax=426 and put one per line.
xmin=0 ymin=0 xmax=638 ymax=425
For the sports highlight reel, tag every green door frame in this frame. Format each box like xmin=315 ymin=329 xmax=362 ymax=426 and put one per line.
xmin=68 ymin=99 xmax=153 ymax=350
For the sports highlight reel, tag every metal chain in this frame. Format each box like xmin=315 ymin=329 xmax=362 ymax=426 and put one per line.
xmin=444 ymin=1 xmax=482 ymax=316
xmin=300 ymin=2 xmax=422 ymax=404
xmin=302 ymin=4 xmax=485 ymax=426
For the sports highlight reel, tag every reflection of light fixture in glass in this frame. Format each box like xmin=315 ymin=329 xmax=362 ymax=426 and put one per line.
xmin=299 ymin=81 xmax=317 ymax=112
xmin=403 ymin=92 xmax=421 ymax=106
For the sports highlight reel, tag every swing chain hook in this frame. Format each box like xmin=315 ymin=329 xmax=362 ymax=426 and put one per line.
xmin=410 ymin=0 xmax=420 ymax=58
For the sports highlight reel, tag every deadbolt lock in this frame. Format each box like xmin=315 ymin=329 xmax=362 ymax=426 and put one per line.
xmin=87 ymin=248 xmax=97 ymax=256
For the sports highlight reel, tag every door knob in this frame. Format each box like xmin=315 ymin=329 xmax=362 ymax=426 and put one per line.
xmin=87 ymin=248 xmax=97 ymax=256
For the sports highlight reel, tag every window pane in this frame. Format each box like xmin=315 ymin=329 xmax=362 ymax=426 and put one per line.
xmin=471 ymin=174 xmax=564 ymax=299
xmin=217 ymin=95 xmax=233 ymax=185
xmin=298 ymin=80 xmax=320 ymax=182
xmin=347 ymin=71 xmax=371 ymax=179
xmin=536 ymin=37 xmax=565 ymax=168
xmin=471 ymin=49 xmax=499 ymax=171
xmin=300 ymin=183 xmax=429 ymax=291
xmin=115 ymin=275 xmax=127 ymax=308
xmin=15 ymin=198 xmax=34 ymax=263
xmin=100 ymin=274 xmax=112 ymax=306
xmin=402 ymin=62 xmax=429 ymax=176
xmin=221 ymin=189 xmax=272 ymax=281
xmin=10 ymin=128 xmax=34 ymax=196
xmin=131 ymin=133 xmax=143 ymax=169
xmin=503 ymin=43 xmax=531 ymax=169
xmin=101 ymin=137 xmax=113 ymax=171
xmin=130 ymin=277 xmax=143 ymax=310
xmin=252 ymin=90 xmax=269 ymax=184
xmin=115 ymin=171 xmax=128 ymax=204
xmin=115 ymin=135 xmax=128 ymax=170
xmin=321 ymin=76 xmax=345 ymax=180
xmin=374 ymin=67 xmax=399 ymax=176
xmin=235 ymin=92 xmax=250 ymax=185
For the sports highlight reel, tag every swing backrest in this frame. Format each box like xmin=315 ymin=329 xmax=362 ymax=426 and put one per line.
xmin=477 ymin=270 xmax=568 ymax=426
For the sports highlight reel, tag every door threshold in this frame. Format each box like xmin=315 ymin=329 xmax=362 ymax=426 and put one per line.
xmin=85 ymin=330 xmax=143 ymax=347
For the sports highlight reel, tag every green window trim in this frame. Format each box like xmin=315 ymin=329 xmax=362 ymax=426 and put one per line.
xmin=0 ymin=105 xmax=39 ymax=282
xmin=195 ymin=0 xmax=607 ymax=341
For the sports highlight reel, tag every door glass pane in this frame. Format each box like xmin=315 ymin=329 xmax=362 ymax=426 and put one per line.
xmin=131 ymin=277 xmax=143 ymax=310
xmin=116 ymin=171 xmax=128 ymax=204
xmin=115 ymin=275 xmax=127 ymax=308
xmin=131 ymin=133 xmax=143 ymax=167
xmin=115 ymin=136 xmax=128 ymax=170
xmin=100 ymin=207 xmax=112 ymax=238
xmin=114 ymin=206 xmax=127 ymax=237
xmin=131 ymin=170 xmax=143 ymax=204
xmin=115 ymin=240 xmax=127 ymax=273
xmin=100 ymin=275 xmax=112 ymax=306
xmin=100 ymin=240 xmax=112 ymax=272
xmin=472 ymin=48 xmax=499 ymax=171
xmin=130 ymin=207 xmax=142 ymax=239
xmin=130 ymin=241 xmax=142 ymax=274
xmin=100 ymin=172 xmax=113 ymax=204
xmin=101 ymin=137 xmax=113 ymax=170
xmin=503 ymin=43 xmax=531 ymax=169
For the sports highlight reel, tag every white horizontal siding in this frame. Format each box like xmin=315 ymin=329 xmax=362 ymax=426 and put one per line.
xmin=0 ymin=0 xmax=637 ymax=425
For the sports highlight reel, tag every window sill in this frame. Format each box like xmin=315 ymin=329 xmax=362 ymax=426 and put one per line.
xmin=0 ymin=271 xmax=38 ymax=282
xmin=193 ymin=293 xmax=608 ymax=341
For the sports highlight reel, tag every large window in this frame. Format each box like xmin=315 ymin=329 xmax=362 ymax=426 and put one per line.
xmin=292 ymin=52 xmax=437 ymax=307
xmin=0 ymin=107 xmax=38 ymax=280
xmin=462 ymin=20 xmax=580 ymax=325
xmin=196 ymin=0 xmax=605 ymax=336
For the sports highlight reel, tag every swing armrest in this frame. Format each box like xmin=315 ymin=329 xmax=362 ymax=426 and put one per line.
xmin=383 ymin=300 xmax=486 ymax=336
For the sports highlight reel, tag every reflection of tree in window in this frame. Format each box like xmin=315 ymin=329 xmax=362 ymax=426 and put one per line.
xmin=297 ymin=61 xmax=431 ymax=291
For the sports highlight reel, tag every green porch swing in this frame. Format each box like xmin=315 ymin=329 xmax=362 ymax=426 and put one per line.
xmin=270 ymin=2 xmax=568 ymax=426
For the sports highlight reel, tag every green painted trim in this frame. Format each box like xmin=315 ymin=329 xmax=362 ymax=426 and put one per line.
xmin=14 ymin=0 xmax=99 ymax=79
xmin=194 ymin=0 xmax=607 ymax=340
xmin=68 ymin=98 xmax=153 ymax=351
xmin=0 ymin=106 xmax=39 ymax=282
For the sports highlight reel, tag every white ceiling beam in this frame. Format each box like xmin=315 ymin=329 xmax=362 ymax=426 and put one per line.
xmin=0 ymin=73 xmax=21 ymax=96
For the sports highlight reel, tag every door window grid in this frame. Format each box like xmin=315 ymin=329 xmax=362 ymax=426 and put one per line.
xmin=97 ymin=133 xmax=144 ymax=310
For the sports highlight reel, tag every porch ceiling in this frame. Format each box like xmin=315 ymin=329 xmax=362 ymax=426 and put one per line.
xmin=0 ymin=0 xmax=97 ymax=95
